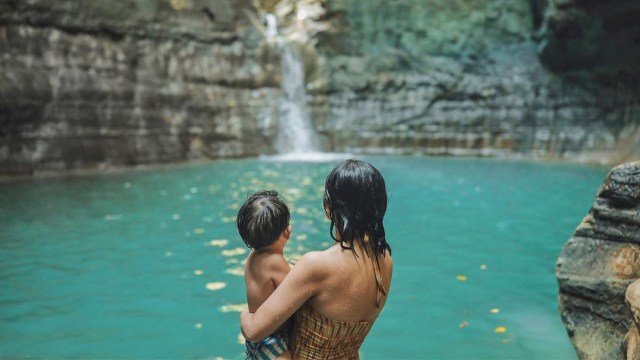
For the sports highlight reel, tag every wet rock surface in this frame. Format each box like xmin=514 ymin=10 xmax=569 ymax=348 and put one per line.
xmin=557 ymin=161 xmax=640 ymax=359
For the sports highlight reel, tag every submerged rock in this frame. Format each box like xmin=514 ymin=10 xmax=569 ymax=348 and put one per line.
xmin=557 ymin=161 xmax=640 ymax=359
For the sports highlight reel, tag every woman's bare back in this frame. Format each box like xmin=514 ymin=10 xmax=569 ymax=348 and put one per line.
xmin=305 ymin=241 xmax=393 ymax=322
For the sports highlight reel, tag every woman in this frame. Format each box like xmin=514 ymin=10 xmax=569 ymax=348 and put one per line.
xmin=241 ymin=159 xmax=393 ymax=359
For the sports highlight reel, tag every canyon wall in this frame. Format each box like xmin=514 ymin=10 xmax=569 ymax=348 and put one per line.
xmin=0 ymin=0 xmax=280 ymax=174
xmin=1 ymin=0 xmax=639 ymax=175
xmin=308 ymin=0 xmax=640 ymax=161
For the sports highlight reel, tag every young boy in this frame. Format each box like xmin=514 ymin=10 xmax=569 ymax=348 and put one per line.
xmin=236 ymin=190 xmax=292 ymax=360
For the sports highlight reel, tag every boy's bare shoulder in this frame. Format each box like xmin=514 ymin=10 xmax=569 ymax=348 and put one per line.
xmin=265 ymin=252 xmax=290 ymax=272
xmin=248 ymin=251 xmax=289 ymax=271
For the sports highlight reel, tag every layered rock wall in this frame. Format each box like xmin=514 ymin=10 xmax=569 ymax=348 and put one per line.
xmin=0 ymin=0 xmax=280 ymax=174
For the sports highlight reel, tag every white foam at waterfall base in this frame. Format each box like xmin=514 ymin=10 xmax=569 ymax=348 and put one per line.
xmin=260 ymin=152 xmax=353 ymax=162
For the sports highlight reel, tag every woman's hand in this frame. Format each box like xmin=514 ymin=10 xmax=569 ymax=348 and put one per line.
xmin=239 ymin=310 xmax=255 ymax=341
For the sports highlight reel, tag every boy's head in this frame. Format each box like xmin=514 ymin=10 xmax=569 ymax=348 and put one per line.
xmin=236 ymin=190 xmax=290 ymax=250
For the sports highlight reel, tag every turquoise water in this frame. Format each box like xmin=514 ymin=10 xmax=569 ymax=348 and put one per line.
xmin=0 ymin=156 xmax=608 ymax=359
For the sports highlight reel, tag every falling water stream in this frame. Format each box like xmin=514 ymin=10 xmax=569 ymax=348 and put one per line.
xmin=276 ymin=44 xmax=321 ymax=154
xmin=264 ymin=13 xmax=324 ymax=159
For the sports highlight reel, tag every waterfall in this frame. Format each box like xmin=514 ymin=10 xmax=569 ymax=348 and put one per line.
xmin=276 ymin=44 xmax=320 ymax=154
xmin=264 ymin=14 xmax=321 ymax=155
xmin=260 ymin=13 xmax=349 ymax=162
xmin=265 ymin=13 xmax=278 ymax=40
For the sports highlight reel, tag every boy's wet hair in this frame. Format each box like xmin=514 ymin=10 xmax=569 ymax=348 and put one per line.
xmin=237 ymin=190 xmax=290 ymax=250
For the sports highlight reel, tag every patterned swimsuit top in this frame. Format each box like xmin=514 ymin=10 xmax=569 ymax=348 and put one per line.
xmin=289 ymin=254 xmax=388 ymax=360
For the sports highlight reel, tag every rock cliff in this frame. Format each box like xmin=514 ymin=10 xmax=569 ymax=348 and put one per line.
xmin=1 ymin=0 xmax=639 ymax=175
xmin=557 ymin=161 xmax=640 ymax=359
xmin=310 ymin=0 xmax=640 ymax=161
xmin=0 ymin=0 xmax=281 ymax=174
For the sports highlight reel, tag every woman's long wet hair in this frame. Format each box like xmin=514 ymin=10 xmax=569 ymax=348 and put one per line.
xmin=324 ymin=159 xmax=391 ymax=258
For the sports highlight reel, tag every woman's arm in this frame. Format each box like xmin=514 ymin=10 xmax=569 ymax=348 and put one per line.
xmin=240 ymin=252 xmax=325 ymax=342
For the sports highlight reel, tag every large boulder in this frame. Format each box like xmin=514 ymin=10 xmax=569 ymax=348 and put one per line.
xmin=557 ymin=161 xmax=640 ymax=359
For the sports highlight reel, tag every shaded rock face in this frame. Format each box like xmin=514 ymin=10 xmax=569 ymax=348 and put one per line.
xmin=309 ymin=0 xmax=640 ymax=161
xmin=557 ymin=161 xmax=640 ymax=359
xmin=532 ymin=0 xmax=640 ymax=72
xmin=0 ymin=0 xmax=281 ymax=174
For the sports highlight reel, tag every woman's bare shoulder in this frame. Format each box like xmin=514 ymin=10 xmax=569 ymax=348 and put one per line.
xmin=293 ymin=249 xmax=334 ymax=277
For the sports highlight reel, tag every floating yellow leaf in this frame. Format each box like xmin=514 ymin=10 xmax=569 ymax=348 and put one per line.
xmin=205 ymin=282 xmax=226 ymax=291
xmin=221 ymin=247 xmax=247 ymax=257
xmin=170 ymin=0 xmax=192 ymax=11
xmin=193 ymin=228 xmax=205 ymax=234
xmin=219 ymin=303 xmax=248 ymax=313
xmin=480 ymin=264 xmax=488 ymax=270
xmin=495 ymin=326 xmax=507 ymax=333
xmin=296 ymin=234 xmax=308 ymax=241
xmin=194 ymin=323 xmax=203 ymax=329
xmin=296 ymin=208 xmax=308 ymax=215
xmin=225 ymin=267 xmax=244 ymax=276
xmin=194 ymin=270 xmax=204 ymax=276
xmin=221 ymin=216 xmax=236 ymax=223
xmin=210 ymin=239 xmax=229 ymax=247
xmin=226 ymin=258 xmax=239 ymax=264
xmin=456 ymin=275 xmax=467 ymax=282
xmin=459 ymin=321 xmax=469 ymax=329
xmin=490 ymin=308 xmax=500 ymax=314
xmin=104 ymin=214 xmax=121 ymax=221
xmin=172 ymin=214 xmax=181 ymax=220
